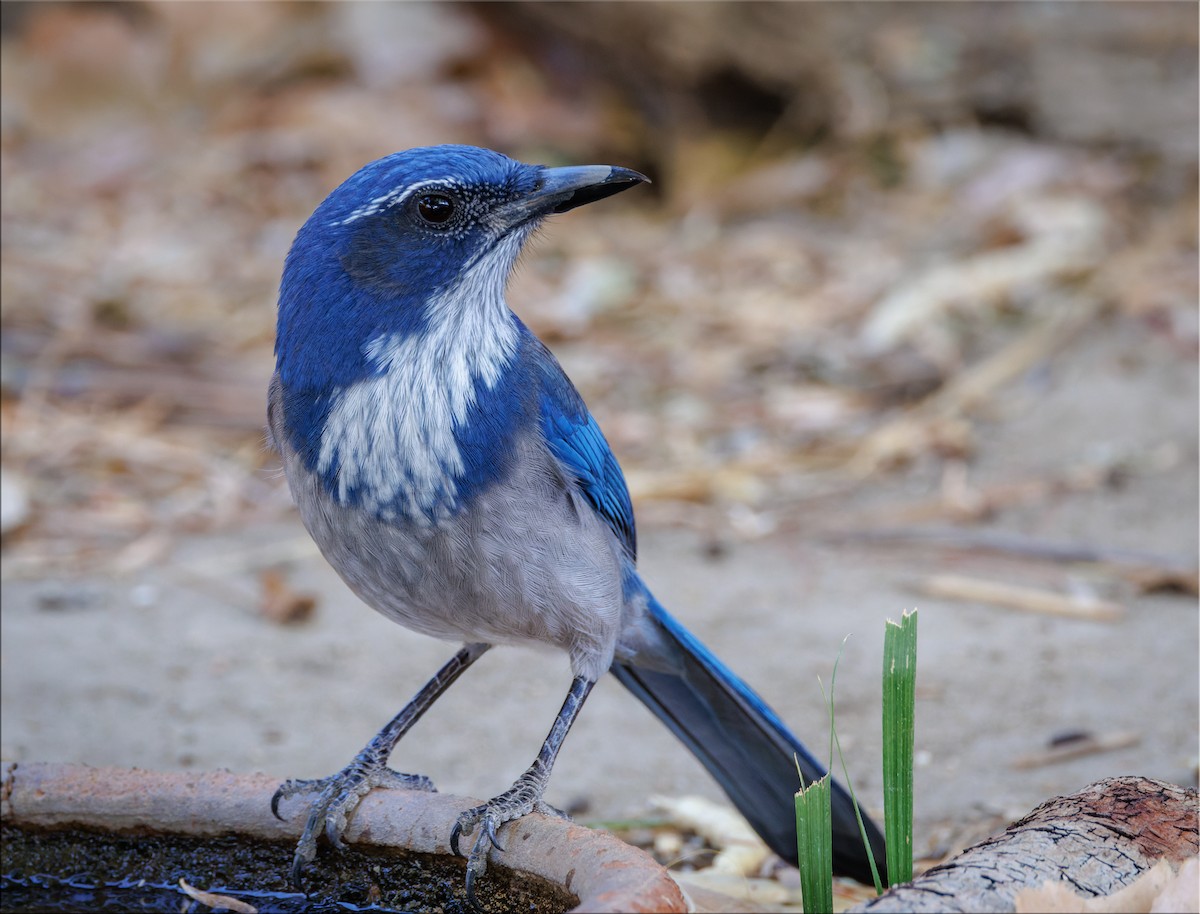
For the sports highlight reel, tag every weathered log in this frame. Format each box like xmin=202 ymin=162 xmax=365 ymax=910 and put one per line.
xmin=851 ymin=776 xmax=1198 ymax=913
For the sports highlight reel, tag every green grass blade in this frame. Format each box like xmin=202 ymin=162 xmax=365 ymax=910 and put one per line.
xmin=795 ymin=774 xmax=834 ymax=914
xmin=827 ymin=717 xmax=885 ymax=893
xmin=821 ymin=642 xmax=884 ymax=894
xmin=882 ymin=609 xmax=918 ymax=886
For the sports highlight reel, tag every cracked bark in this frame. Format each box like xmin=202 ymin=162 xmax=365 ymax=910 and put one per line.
xmin=851 ymin=777 xmax=1198 ymax=913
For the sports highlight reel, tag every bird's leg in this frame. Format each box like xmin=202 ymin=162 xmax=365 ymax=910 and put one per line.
xmin=273 ymin=642 xmax=491 ymax=884
xmin=451 ymin=675 xmax=595 ymax=906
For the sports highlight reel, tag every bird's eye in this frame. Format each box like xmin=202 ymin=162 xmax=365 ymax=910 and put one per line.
xmin=416 ymin=194 xmax=455 ymax=226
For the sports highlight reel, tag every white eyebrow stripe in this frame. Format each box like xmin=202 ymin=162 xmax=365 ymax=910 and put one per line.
xmin=330 ymin=177 xmax=465 ymax=226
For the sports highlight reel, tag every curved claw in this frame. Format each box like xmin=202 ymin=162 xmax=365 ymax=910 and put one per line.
xmin=463 ymin=862 xmax=486 ymax=913
xmin=288 ymin=828 xmax=320 ymax=889
xmin=449 ymin=818 xmax=469 ymax=857
xmin=453 ymin=802 xmax=518 ymax=909
xmin=464 ymin=823 xmax=499 ymax=912
xmin=483 ymin=816 xmax=506 ymax=854
xmin=451 ymin=805 xmax=507 ymax=858
xmin=322 ymin=800 xmax=353 ymax=852
xmin=272 ymin=777 xmax=321 ymax=821
xmin=450 ymin=769 xmax=553 ymax=904
xmin=273 ymin=763 xmax=434 ymax=885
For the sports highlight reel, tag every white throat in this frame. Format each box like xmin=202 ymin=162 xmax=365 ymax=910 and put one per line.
xmin=317 ymin=233 xmax=524 ymax=520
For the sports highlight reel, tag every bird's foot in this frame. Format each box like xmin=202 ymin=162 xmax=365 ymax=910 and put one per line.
xmin=450 ymin=768 xmax=566 ymax=909
xmin=271 ymin=751 xmax=435 ymax=885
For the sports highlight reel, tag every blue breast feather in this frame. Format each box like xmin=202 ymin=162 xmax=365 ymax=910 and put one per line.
xmin=280 ymin=315 xmax=637 ymax=553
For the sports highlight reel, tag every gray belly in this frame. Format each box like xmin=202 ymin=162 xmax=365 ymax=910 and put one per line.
xmin=281 ymin=430 xmax=626 ymax=681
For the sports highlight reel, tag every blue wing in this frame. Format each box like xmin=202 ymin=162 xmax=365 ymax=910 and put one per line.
xmin=533 ymin=341 xmax=637 ymax=559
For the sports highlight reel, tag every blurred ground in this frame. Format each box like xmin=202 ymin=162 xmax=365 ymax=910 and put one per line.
xmin=1 ymin=1 xmax=1197 ymax=902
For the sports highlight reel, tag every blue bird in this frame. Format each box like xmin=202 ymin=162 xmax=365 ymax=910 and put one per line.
xmin=269 ymin=144 xmax=885 ymax=901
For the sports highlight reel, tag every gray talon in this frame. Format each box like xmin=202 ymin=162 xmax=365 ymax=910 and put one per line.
xmin=483 ymin=817 xmax=505 ymax=853
xmin=275 ymin=758 xmax=436 ymax=882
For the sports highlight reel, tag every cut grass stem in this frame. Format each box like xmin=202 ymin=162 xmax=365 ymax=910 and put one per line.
xmin=795 ymin=774 xmax=834 ymax=914
xmin=882 ymin=609 xmax=918 ymax=886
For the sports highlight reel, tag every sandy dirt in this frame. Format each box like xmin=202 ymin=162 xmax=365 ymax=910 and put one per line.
xmin=3 ymin=312 xmax=1195 ymax=859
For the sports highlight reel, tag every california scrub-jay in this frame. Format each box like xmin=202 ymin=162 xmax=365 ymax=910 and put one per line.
xmin=269 ymin=144 xmax=884 ymax=900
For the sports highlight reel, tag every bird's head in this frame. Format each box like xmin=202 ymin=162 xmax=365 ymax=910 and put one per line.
xmin=276 ymin=145 xmax=647 ymax=388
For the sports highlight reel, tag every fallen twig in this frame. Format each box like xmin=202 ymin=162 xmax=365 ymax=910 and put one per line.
xmin=1012 ymin=731 xmax=1141 ymax=770
xmin=916 ymin=573 xmax=1123 ymax=621
xmin=836 ymin=526 xmax=1182 ymax=566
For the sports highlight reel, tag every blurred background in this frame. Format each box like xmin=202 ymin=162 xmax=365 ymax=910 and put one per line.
xmin=1 ymin=0 xmax=1197 ymax=888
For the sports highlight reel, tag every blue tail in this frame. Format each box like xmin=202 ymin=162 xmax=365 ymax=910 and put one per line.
xmin=611 ymin=592 xmax=886 ymax=884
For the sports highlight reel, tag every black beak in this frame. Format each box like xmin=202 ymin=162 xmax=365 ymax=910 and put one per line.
xmin=498 ymin=165 xmax=649 ymax=226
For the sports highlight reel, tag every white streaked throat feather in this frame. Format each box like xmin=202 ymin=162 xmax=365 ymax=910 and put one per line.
xmin=317 ymin=233 xmax=524 ymax=520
